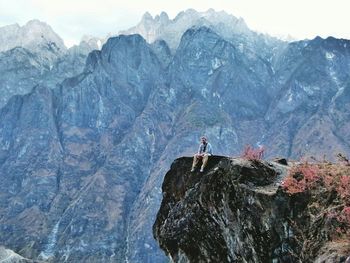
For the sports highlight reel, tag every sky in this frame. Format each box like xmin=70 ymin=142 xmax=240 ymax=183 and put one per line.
xmin=0 ymin=0 xmax=349 ymax=47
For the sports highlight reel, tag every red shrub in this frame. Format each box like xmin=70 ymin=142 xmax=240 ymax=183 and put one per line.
xmin=323 ymin=174 xmax=335 ymax=190
xmin=281 ymin=159 xmax=350 ymax=239
xmin=282 ymin=163 xmax=320 ymax=194
xmin=338 ymin=206 xmax=350 ymax=225
xmin=241 ymin=144 xmax=265 ymax=161
xmin=281 ymin=176 xmax=306 ymax=194
xmin=337 ymin=176 xmax=350 ymax=204
xmin=299 ymin=164 xmax=320 ymax=186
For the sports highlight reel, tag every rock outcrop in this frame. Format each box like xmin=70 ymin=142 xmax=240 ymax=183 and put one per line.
xmin=0 ymin=247 xmax=34 ymax=263
xmin=154 ymin=156 xmax=350 ymax=262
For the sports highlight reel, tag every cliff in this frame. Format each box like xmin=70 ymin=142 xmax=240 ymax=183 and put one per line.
xmin=153 ymin=156 xmax=350 ymax=262
xmin=0 ymin=247 xmax=35 ymax=263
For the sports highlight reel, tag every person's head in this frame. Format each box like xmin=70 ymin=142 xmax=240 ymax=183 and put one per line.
xmin=200 ymin=136 xmax=207 ymax=144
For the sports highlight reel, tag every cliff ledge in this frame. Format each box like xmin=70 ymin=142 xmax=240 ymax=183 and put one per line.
xmin=153 ymin=156 xmax=350 ymax=263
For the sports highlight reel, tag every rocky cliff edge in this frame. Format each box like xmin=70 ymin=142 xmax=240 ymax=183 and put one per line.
xmin=153 ymin=156 xmax=350 ymax=263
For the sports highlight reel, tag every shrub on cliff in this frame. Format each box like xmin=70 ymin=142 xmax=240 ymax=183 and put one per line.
xmin=282 ymin=156 xmax=350 ymax=237
xmin=241 ymin=144 xmax=265 ymax=161
xmin=282 ymin=162 xmax=320 ymax=194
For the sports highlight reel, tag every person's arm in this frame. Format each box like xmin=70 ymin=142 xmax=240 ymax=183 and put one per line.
xmin=197 ymin=144 xmax=202 ymax=154
xmin=207 ymin=143 xmax=213 ymax=155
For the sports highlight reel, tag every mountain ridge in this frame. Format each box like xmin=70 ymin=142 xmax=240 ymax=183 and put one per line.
xmin=0 ymin=9 xmax=350 ymax=262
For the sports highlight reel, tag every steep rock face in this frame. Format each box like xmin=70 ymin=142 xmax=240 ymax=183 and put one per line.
xmin=0 ymin=44 xmax=94 ymax=109
xmin=0 ymin=48 xmax=48 ymax=108
xmin=0 ymin=247 xmax=34 ymax=263
xmin=0 ymin=21 xmax=99 ymax=109
xmin=150 ymin=40 xmax=172 ymax=68
xmin=264 ymin=37 xmax=350 ymax=158
xmin=0 ymin=34 xmax=165 ymax=262
xmin=167 ymin=26 xmax=273 ymax=118
xmin=154 ymin=157 xmax=350 ymax=262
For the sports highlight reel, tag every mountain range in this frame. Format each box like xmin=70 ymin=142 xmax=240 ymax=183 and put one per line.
xmin=0 ymin=9 xmax=349 ymax=262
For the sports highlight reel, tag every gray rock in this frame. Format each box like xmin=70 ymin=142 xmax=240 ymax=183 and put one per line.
xmin=0 ymin=11 xmax=350 ymax=263
xmin=0 ymin=21 xmax=100 ymax=109
xmin=154 ymin=156 xmax=350 ymax=262
xmin=0 ymin=246 xmax=35 ymax=263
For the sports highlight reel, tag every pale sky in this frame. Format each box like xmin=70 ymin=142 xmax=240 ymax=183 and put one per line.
xmin=0 ymin=0 xmax=349 ymax=47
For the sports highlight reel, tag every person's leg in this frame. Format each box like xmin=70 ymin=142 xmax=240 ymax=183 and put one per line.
xmin=200 ymin=154 xmax=209 ymax=172
xmin=191 ymin=154 xmax=200 ymax=171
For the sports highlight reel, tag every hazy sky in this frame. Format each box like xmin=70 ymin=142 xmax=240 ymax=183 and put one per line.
xmin=0 ymin=0 xmax=349 ymax=47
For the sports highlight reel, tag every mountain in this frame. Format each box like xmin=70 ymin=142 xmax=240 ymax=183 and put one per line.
xmin=0 ymin=9 xmax=350 ymax=263
xmin=119 ymin=8 xmax=250 ymax=48
xmin=80 ymin=35 xmax=105 ymax=50
xmin=120 ymin=9 xmax=285 ymax=58
xmin=0 ymin=20 xmax=66 ymax=61
xmin=154 ymin=156 xmax=350 ymax=262
xmin=264 ymin=36 xmax=350 ymax=158
xmin=0 ymin=22 xmax=100 ymax=108
xmin=0 ymin=33 xmax=166 ymax=262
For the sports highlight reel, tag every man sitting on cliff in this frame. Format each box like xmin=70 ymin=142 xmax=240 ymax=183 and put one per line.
xmin=191 ymin=136 xmax=213 ymax=173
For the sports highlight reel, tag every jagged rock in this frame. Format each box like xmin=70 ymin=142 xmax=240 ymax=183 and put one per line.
xmin=0 ymin=20 xmax=100 ymax=109
xmin=0 ymin=247 xmax=35 ymax=263
xmin=273 ymin=158 xmax=288 ymax=165
xmin=150 ymin=39 xmax=172 ymax=68
xmin=154 ymin=156 xmax=350 ymax=262
xmin=119 ymin=8 xmax=284 ymax=59
xmin=0 ymin=20 xmax=66 ymax=55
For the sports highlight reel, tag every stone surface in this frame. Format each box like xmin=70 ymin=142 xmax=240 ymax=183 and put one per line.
xmin=0 ymin=33 xmax=167 ymax=262
xmin=154 ymin=156 xmax=350 ymax=262
xmin=0 ymin=247 xmax=34 ymax=263
xmin=0 ymin=20 xmax=100 ymax=108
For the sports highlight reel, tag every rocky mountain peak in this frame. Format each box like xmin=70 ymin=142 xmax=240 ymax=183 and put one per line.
xmin=159 ymin=11 xmax=169 ymax=20
xmin=24 ymin=19 xmax=49 ymax=28
xmin=0 ymin=22 xmax=20 ymax=32
xmin=100 ymin=33 xmax=148 ymax=60
xmin=0 ymin=19 xmax=66 ymax=54
xmin=181 ymin=25 xmax=216 ymax=39
xmin=22 ymin=19 xmax=66 ymax=51
xmin=142 ymin=11 xmax=153 ymax=21
xmin=80 ymin=35 xmax=104 ymax=50
xmin=120 ymin=9 xmax=255 ymax=50
xmin=152 ymin=11 xmax=170 ymax=25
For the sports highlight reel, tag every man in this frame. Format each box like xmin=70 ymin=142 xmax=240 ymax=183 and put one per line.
xmin=191 ymin=136 xmax=213 ymax=172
